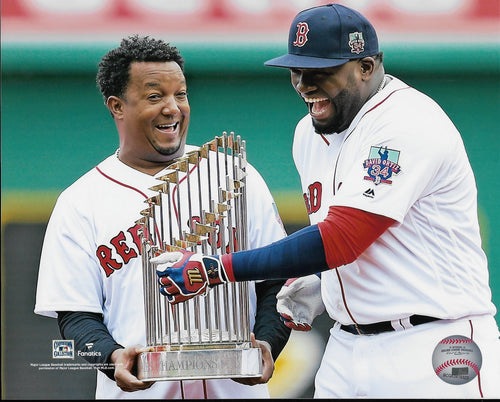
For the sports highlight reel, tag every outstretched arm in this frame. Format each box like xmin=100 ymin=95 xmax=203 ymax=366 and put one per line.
xmin=154 ymin=206 xmax=395 ymax=302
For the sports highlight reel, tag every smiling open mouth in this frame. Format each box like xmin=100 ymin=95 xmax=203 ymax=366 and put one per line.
xmin=304 ymin=97 xmax=331 ymax=119
xmin=156 ymin=122 xmax=179 ymax=132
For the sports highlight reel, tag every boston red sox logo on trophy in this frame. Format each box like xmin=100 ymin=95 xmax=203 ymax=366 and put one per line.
xmin=135 ymin=132 xmax=262 ymax=382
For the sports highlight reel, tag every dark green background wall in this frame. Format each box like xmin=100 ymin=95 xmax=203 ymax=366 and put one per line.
xmin=1 ymin=41 xmax=499 ymax=398
xmin=3 ymin=41 xmax=500 ymax=272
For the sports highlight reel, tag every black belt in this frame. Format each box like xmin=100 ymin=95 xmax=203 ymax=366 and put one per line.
xmin=340 ymin=315 xmax=439 ymax=335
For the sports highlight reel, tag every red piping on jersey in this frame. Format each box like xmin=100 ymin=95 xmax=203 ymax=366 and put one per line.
xmin=330 ymin=86 xmax=410 ymax=326
xmin=95 ymin=165 xmax=162 ymax=244
xmin=332 ymin=86 xmax=410 ymax=197
xmin=335 ymin=269 xmax=358 ymax=324
xmin=363 ymin=87 xmax=410 ymax=116
xmin=318 ymin=206 xmax=394 ymax=328
xmin=320 ymin=134 xmax=330 ymax=145
xmin=171 ymin=162 xmax=200 ymax=222
xmin=469 ymin=320 xmax=483 ymax=398
xmin=96 ymin=166 xmax=149 ymax=199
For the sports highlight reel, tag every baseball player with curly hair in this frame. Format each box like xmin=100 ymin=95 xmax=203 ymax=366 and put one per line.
xmin=152 ymin=4 xmax=500 ymax=398
xmin=34 ymin=35 xmax=290 ymax=399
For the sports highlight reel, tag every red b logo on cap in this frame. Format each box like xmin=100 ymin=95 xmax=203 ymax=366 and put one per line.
xmin=293 ymin=22 xmax=309 ymax=47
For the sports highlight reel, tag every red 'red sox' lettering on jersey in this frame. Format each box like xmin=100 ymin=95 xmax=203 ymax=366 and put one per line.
xmin=304 ymin=181 xmax=322 ymax=215
xmin=97 ymin=216 xmax=240 ymax=278
xmin=96 ymin=224 xmax=142 ymax=277
xmin=35 ymin=139 xmax=287 ymax=399
xmin=189 ymin=216 xmax=238 ymax=252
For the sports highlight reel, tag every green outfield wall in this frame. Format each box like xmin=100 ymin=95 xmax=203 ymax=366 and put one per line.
xmin=1 ymin=41 xmax=500 ymax=398
xmin=2 ymin=41 xmax=500 ymax=220
xmin=2 ymin=39 xmax=500 ymax=302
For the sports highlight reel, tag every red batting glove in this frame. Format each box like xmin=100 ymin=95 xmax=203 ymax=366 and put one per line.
xmin=151 ymin=249 xmax=227 ymax=304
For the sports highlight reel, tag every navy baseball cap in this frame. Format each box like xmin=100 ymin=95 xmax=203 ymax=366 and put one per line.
xmin=265 ymin=3 xmax=379 ymax=69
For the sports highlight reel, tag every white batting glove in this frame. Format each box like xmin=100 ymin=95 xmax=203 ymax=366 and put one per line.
xmin=151 ymin=251 xmax=184 ymax=265
xmin=276 ymin=273 xmax=325 ymax=331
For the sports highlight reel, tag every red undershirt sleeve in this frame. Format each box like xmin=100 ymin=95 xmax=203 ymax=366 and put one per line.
xmin=219 ymin=206 xmax=395 ymax=282
xmin=317 ymin=205 xmax=395 ymax=268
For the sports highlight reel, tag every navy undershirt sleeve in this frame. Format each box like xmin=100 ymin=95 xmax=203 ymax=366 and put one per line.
xmin=253 ymin=280 xmax=291 ymax=361
xmin=57 ymin=311 xmax=123 ymax=381
xmin=230 ymin=224 xmax=328 ymax=281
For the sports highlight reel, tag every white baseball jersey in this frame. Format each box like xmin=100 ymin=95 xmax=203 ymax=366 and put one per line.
xmin=293 ymin=75 xmax=496 ymax=325
xmin=35 ymin=144 xmax=286 ymax=399
xmin=294 ymin=75 xmax=500 ymax=398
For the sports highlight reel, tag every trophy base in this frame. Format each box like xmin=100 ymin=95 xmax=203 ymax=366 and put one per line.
xmin=137 ymin=345 xmax=262 ymax=381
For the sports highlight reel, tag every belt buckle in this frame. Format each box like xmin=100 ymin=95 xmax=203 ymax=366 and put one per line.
xmin=354 ymin=324 xmax=363 ymax=335
xmin=354 ymin=323 xmax=369 ymax=335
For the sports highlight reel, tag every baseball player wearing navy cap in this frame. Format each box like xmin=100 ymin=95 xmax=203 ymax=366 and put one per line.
xmin=152 ymin=4 xmax=500 ymax=398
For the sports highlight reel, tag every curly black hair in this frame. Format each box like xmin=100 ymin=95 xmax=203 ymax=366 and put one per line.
xmin=96 ymin=35 xmax=184 ymax=103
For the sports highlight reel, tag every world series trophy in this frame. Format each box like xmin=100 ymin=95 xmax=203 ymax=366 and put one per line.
xmin=135 ymin=132 xmax=262 ymax=381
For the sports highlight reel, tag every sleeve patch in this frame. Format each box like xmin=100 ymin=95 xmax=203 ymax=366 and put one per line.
xmin=363 ymin=146 xmax=401 ymax=185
